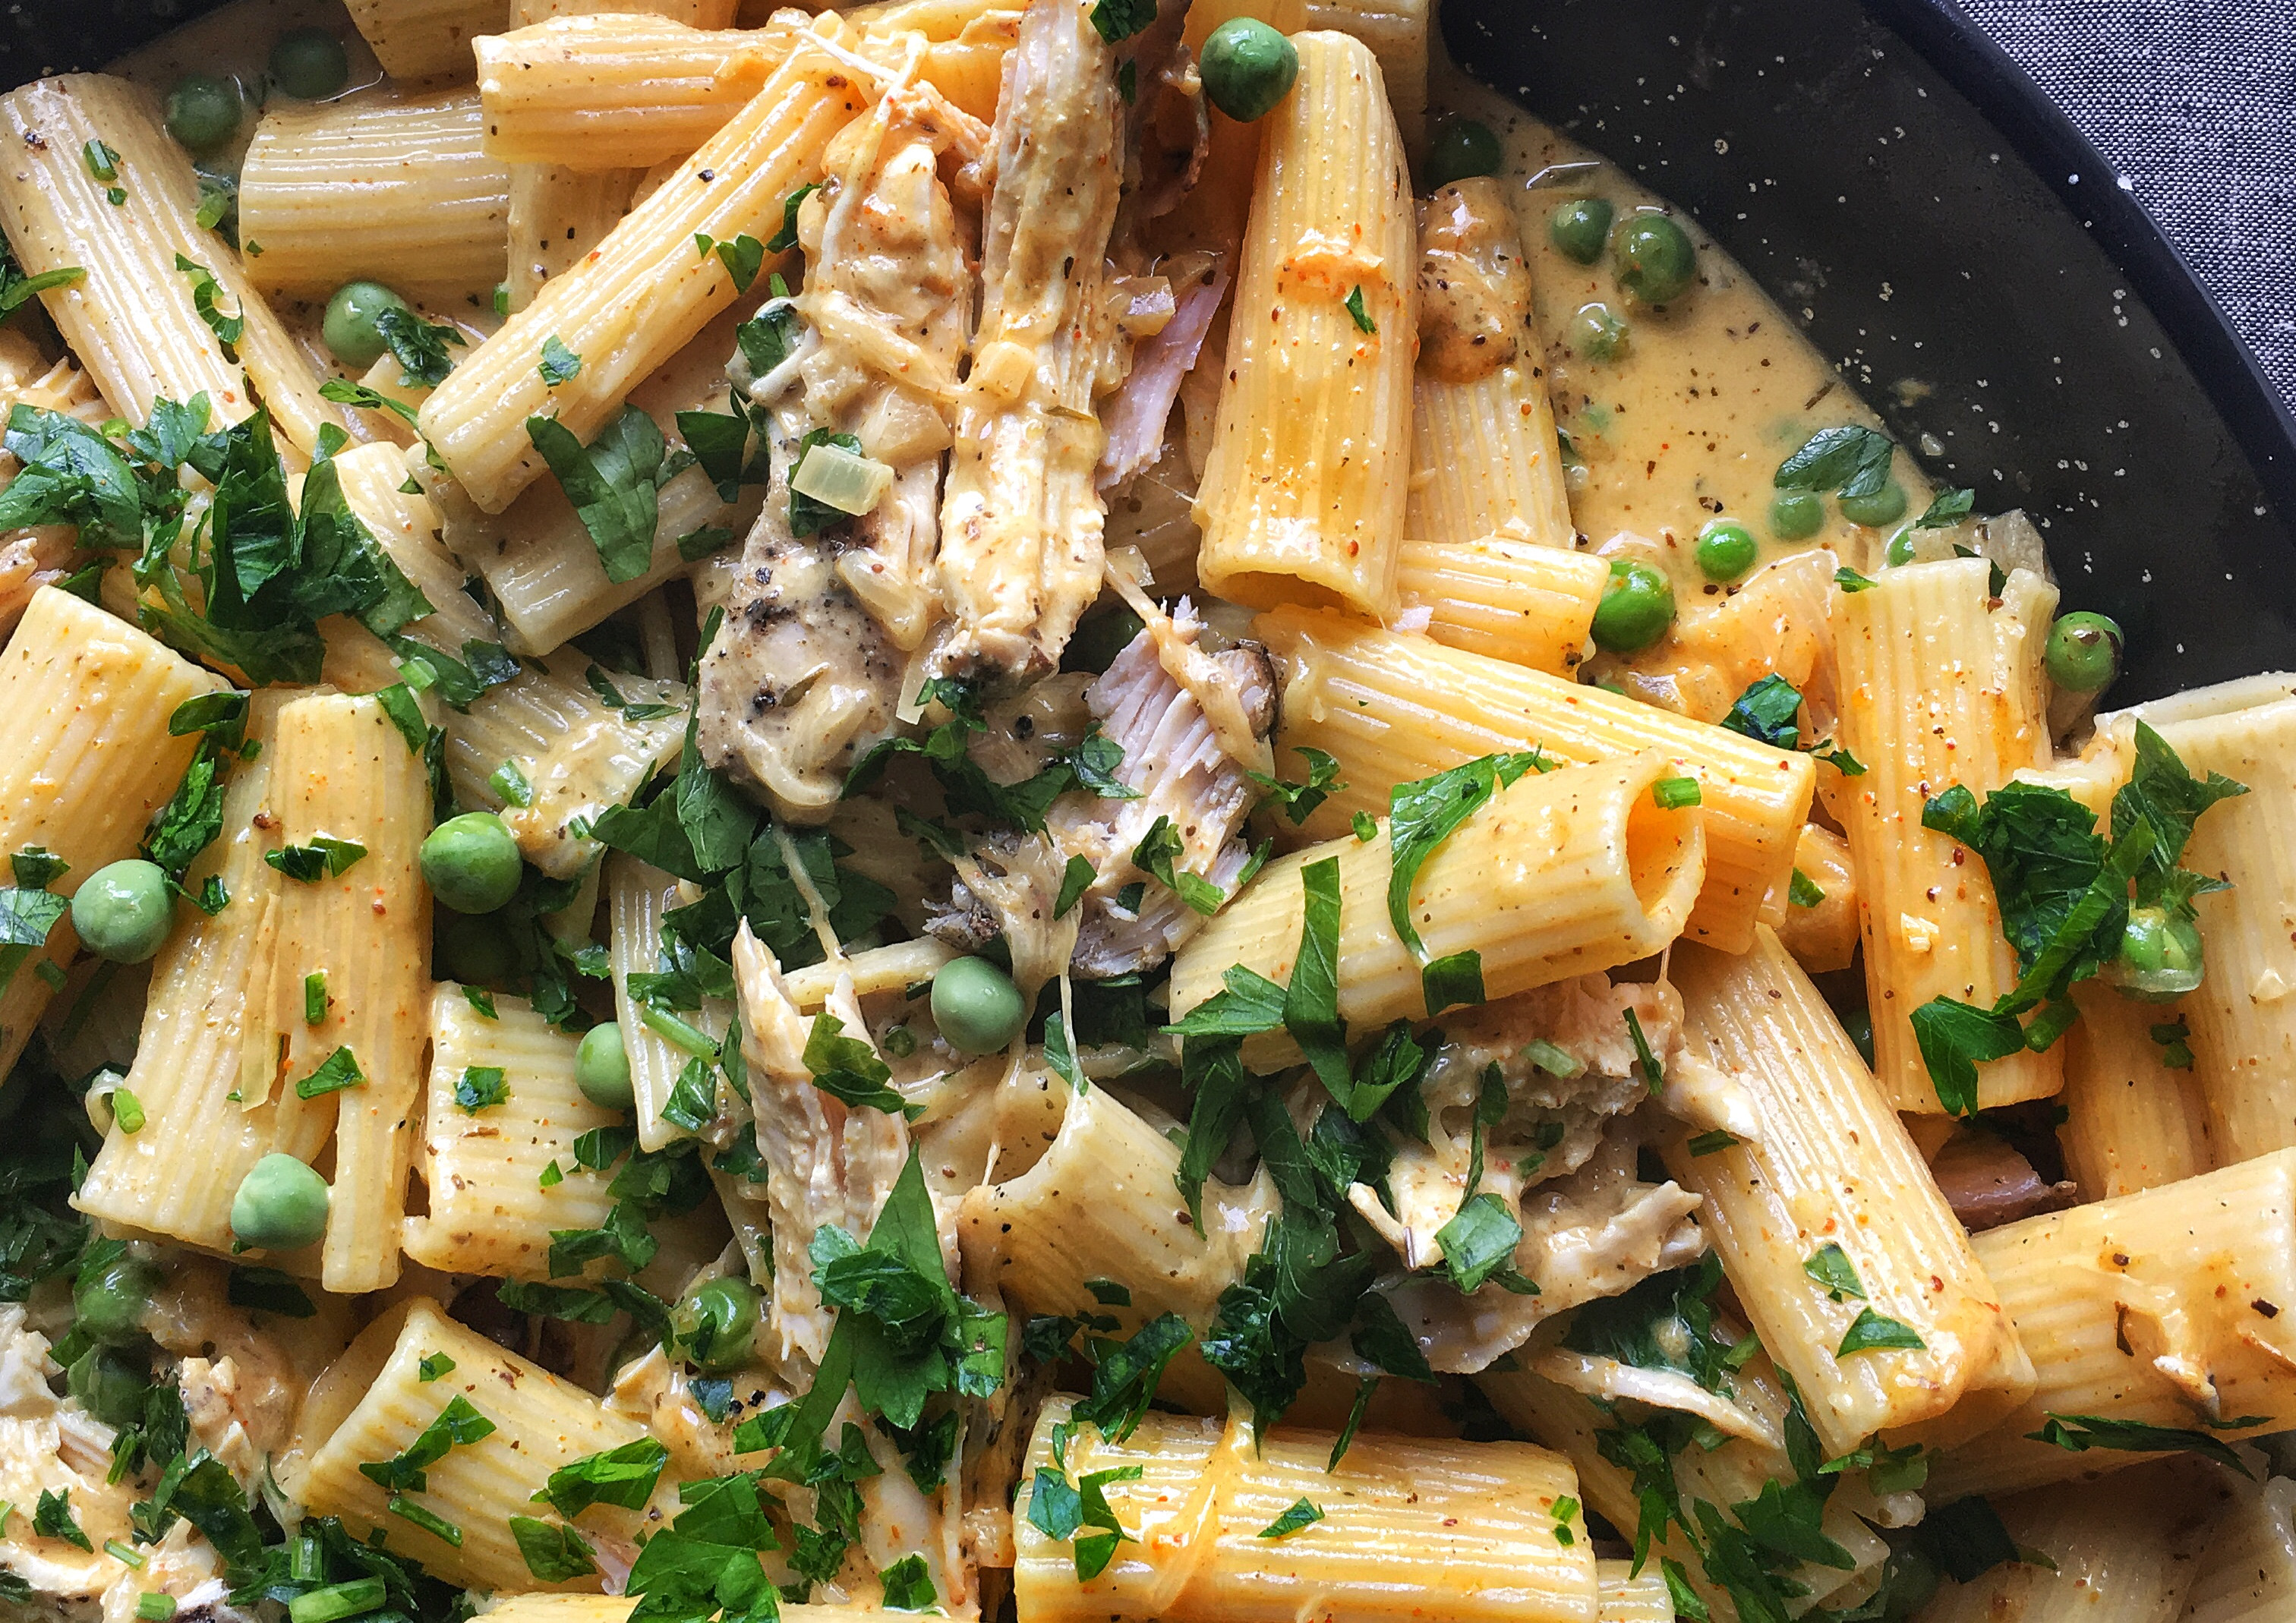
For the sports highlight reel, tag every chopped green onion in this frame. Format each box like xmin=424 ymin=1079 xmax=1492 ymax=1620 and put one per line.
xmin=289 ymin=1578 xmax=388 ymax=1623
xmin=1652 ymin=776 xmax=1702 ymax=808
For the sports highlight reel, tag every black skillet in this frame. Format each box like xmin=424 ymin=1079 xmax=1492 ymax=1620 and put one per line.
xmin=10 ymin=0 xmax=2294 ymax=704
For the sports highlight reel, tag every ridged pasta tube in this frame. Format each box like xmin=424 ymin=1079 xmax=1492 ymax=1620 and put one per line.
xmin=403 ymin=985 xmax=626 ymax=1277
xmin=1664 ymin=931 xmax=2036 ymax=1460
xmin=1831 ymin=556 xmax=2061 ymax=1112
xmin=506 ymin=165 xmax=638 ymax=310
xmin=1013 ymin=1396 xmax=1597 ymax=1623
xmin=0 ymin=75 xmax=349 ymax=457
xmin=1255 ymin=606 xmax=1813 ymax=952
xmin=1168 ymin=752 xmax=1705 ymax=1067
xmin=1193 ymin=32 xmax=1415 ymax=620
xmin=1772 ymin=820 xmax=1857 ymax=973
xmin=1392 ymin=534 xmax=1604 ymax=673
xmin=606 ymin=853 xmax=733 ymax=1152
xmin=0 ymin=590 xmax=225 ymax=1077
xmin=345 ymin=0 xmax=507 ymax=80
xmin=2184 ymin=1472 xmax=2296 ymax=1623
xmin=332 ymin=443 xmax=500 ymax=655
xmin=294 ymin=1297 xmax=652 ymax=1591
xmin=2057 ymin=980 xmax=2209 ymax=1199
xmin=241 ymin=90 xmax=510 ymax=298
xmin=74 ymin=694 xmax=334 ymax=1256
xmin=261 ymin=694 xmax=435 ymax=1295
xmin=420 ymin=35 xmax=857 ymax=511
xmin=1405 ymin=374 xmax=1575 ymax=553
xmin=1303 ymin=0 xmax=1424 ymax=144
xmin=1928 ymin=1148 xmax=2296 ymax=1501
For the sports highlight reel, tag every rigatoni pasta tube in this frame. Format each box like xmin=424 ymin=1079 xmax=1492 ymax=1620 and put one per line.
xmin=507 ymin=165 xmax=637 ymax=310
xmin=958 ymin=1081 xmax=1275 ymax=1412
xmin=1832 ymin=556 xmax=2060 ymax=1112
xmin=1664 ymin=930 xmax=2036 ymax=1460
xmin=1406 ymin=370 xmax=1576 ymax=555
xmin=1772 ymin=820 xmax=1858 ymax=974
xmin=1594 ymin=1565 xmax=1671 ymax=1623
xmin=75 ymin=695 xmax=336 ymax=1256
xmin=0 ymin=589 xmax=225 ymax=1076
xmin=1168 ymin=752 xmax=1705 ymax=1066
xmin=0 ymin=75 xmax=348 ymax=458
xmin=345 ymin=0 xmax=506 ymax=80
xmin=403 ymin=985 xmax=624 ymax=1277
xmin=1256 ymin=606 xmax=1813 ymax=952
xmin=1392 ymin=534 xmax=1603 ymax=673
xmin=263 ymin=694 xmax=434 ymax=1295
xmin=1927 ymin=1149 xmax=2296 ymax=1501
xmin=2057 ymin=981 xmax=2209 ymax=1200
xmin=1192 ymin=32 xmax=1415 ymax=620
xmin=332 ymin=443 xmax=500 ymax=657
xmin=240 ymin=90 xmax=511 ymax=298
xmin=421 ymin=36 xmax=858 ymax=512
xmin=2183 ymin=1473 xmax=2296 ymax=1623
xmin=1303 ymin=0 xmax=1425 ymax=143
xmin=1014 ymin=1396 xmax=1597 ymax=1623
xmin=294 ymin=1297 xmax=651 ymax=1592
xmin=479 ymin=1601 xmax=961 ymax=1623
xmin=606 ymin=854 xmax=727 ymax=1152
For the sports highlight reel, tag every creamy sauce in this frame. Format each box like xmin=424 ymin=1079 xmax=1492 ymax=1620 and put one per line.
xmin=1427 ymin=63 xmax=1929 ymax=596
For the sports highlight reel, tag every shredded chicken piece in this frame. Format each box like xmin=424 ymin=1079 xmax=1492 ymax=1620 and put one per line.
xmin=1035 ymin=600 xmax=1275 ymax=977
xmin=933 ymin=0 xmax=1127 ymax=678
xmin=733 ymin=925 xmax=916 ymax=1372
xmin=1415 ymin=178 xmax=1531 ymax=383
xmin=924 ymin=832 xmax=1080 ymax=1001
xmin=0 ymin=1307 xmax=140 ymax=1603
xmin=177 ymin=1357 xmax=264 ymax=1494
xmin=1097 ymin=254 xmax=1227 ymax=490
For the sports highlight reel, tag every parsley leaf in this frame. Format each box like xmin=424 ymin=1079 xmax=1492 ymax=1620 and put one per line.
xmin=527 ymin=405 xmax=667 ymax=585
xmin=534 ymin=1436 xmax=668 ymax=1518
xmin=1088 ymin=0 xmax=1156 ymax=42
xmin=803 ymin=1011 xmax=908 ymax=1116
xmin=1437 ymin=1192 xmax=1537 ymax=1296
xmin=1259 ymin=1499 xmax=1323 ymax=1538
xmin=1775 ymin=424 xmax=1895 ymax=499
xmin=1386 ymin=752 xmax=1542 ymax=1008
xmin=358 ymin=1395 xmax=494 ymax=1492
xmin=2025 ymin=1411 xmax=2250 ymax=1472
xmin=1282 ymin=856 xmax=1349 ymax=1097
xmin=1719 ymin=673 xmax=1803 ymax=748
xmin=508 ymin=1516 xmax=596 ymax=1582
xmin=1836 ymin=1306 xmax=1925 ymax=1357
xmin=373 ymin=307 xmax=464 ymax=388
xmin=1803 ymin=1243 xmax=1865 ymax=1302
xmin=1344 ymin=285 xmax=1374 ymax=333
xmin=537 ymin=335 xmax=582 ymax=386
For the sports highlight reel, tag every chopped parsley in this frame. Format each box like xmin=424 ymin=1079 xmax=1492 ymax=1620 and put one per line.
xmin=453 ymin=1066 xmax=508 ymax=1113
xmin=266 ymin=836 xmax=366 ymax=881
xmin=373 ymin=307 xmax=464 ymax=388
xmin=526 ymin=406 xmax=674 ymax=585
xmin=358 ymin=1395 xmax=494 ymax=1493
xmin=1774 ymin=424 xmax=1895 ymax=500
xmin=1344 ymin=285 xmax=1375 ymax=333
xmin=292 ymin=1045 xmax=364 ymax=1099
xmin=1259 ymin=1499 xmax=1323 ymax=1538
xmin=537 ymin=334 xmax=582 ymax=386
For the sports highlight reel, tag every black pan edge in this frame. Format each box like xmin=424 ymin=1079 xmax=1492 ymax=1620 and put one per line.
xmin=1864 ymin=0 xmax=2296 ymax=531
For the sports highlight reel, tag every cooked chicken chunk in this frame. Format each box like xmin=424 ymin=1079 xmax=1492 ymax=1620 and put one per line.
xmin=1415 ymin=177 xmax=1532 ymax=384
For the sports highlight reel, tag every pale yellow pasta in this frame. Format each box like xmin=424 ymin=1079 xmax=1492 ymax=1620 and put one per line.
xmin=1772 ymin=820 xmax=1858 ymax=973
xmin=1255 ymin=606 xmax=1815 ymax=952
xmin=443 ymin=648 xmax=686 ymax=878
xmin=2183 ymin=1473 xmax=2296 ymax=1623
xmin=240 ymin=90 xmax=510 ymax=298
xmin=294 ymin=1298 xmax=651 ymax=1591
xmin=1481 ymin=1363 xmax=1888 ymax=1621
xmin=0 ymin=589 xmax=225 ymax=1078
xmin=1014 ymin=1396 xmax=1597 ymax=1623
xmin=1833 ymin=556 xmax=2061 ymax=1112
xmin=478 ymin=1601 xmax=937 ymax=1623
xmin=607 ymin=853 xmax=733 ymax=1151
xmin=957 ymin=1082 xmax=1276 ymax=1411
xmin=476 ymin=16 xmax=793 ymax=169
xmin=1915 ymin=1461 xmax=2216 ymax=1623
xmin=1170 ymin=752 xmax=1705 ymax=1067
xmin=779 ymin=938 xmax=957 ymax=1007
xmin=1193 ymin=32 xmax=1416 ymax=620
xmin=1406 ymin=370 xmax=1577 ymax=554
xmin=0 ymin=75 xmax=349 ymax=457
xmin=1304 ymin=0 xmax=1426 ymax=143
xmin=1929 ymin=1149 xmax=2296 ymax=1500
xmin=506 ymin=165 xmax=639 ymax=310
xmin=2058 ymin=981 xmax=2209 ymax=1199
xmin=260 ymin=694 xmax=434 ymax=1295
xmin=75 ymin=694 xmax=335 ymax=1257
xmin=332 ymin=442 xmax=500 ymax=656
xmin=403 ymin=985 xmax=624 ymax=1277
xmin=346 ymin=0 xmax=506 ymax=80
xmin=421 ymin=34 xmax=856 ymax=512
xmin=1392 ymin=534 xmax=1604 ymax=673
xmin=1665 ymin=930 xmax=2036 ymax=1459
xmin=1595 ymin=1563 xmax=1673 ymax=1623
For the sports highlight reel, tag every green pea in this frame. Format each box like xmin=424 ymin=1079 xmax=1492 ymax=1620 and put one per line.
xmin=1198 ymin=18 xmax=1299 ymax=122
xmin=271 ymin=27 xmax=351 ymax=100
xmin=1769 ymin=490 xmax=1825 ymax=540
xmin=1884 ymin=528 xmax=1916 ymax=566
xmin=1061 ymin=605 xmax=1146 ymax=675
xmin=68 ymin=1344 xmax=150 ymax=1427
xmin=1424 ymin=115 xmax=1503 ymax=189
xmin=2112 ymin=906 xmax=2203 ymax=1001
xmin=932 ymin=956 xmax=1028 ymax=1054
xmin=1548 ymin=197 xmax=1613 ymax=264
xmin=421 ymin=811 xmax=523 ymax=915
xmin=71 ymin=859 xmax=174 ymax=964
xmin=165 ymin=74 xmax=241 ymax=155
xmin=74 ymin=1250 xmax=159 ymax=1344
xmin=671 ymin=1275 xmax=762 ymax=1372
xmin=322 ymin=280 xmax=413 ymax=370
xmin=436 ymin=910 xmax=519 ymax=986
xmin=231 ymin=1153 xmax=330 ymax=1251
xmin=1591 ymin=559 xmax=1676 ymax=653
xmin=1843 ymin=1007 xmax=1875 ymax=1070
xmin=576 ymin=1023 xmax=635 ymax=1111
xmin=1838 ymin=482 xmax=1908 ymax=528
xmin=2044 ymin=610 xmax=2123 ymax=695
xmin=1695 ymin=519 xmax=1758 ymax=581
xmin=1611 ymin=211 xmax=1698 ymax=306
xmin=1569 ymin=301 xmax=1629 ymax=362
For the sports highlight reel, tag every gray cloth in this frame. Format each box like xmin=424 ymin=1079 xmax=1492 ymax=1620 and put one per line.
xmin=1955 ymin=0 xmax=2296 ymax=417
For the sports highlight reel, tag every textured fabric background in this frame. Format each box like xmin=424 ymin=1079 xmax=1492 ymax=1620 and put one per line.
xmin=1956 ymin=0 xmax=2296 ymax=415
